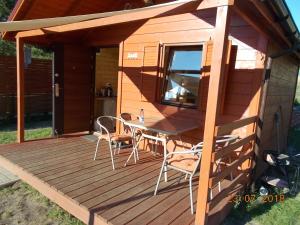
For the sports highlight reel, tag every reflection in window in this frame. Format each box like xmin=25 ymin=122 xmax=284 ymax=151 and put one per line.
xmin=162 ymin=46 xmax=203 ymax=107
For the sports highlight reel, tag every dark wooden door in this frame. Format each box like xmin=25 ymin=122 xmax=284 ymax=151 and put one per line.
xmin=53 ymin=44 xmax=94 ymax=134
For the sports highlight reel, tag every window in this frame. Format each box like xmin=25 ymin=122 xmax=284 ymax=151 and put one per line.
xmin=162 ymin=45 xmax=203 ymax=108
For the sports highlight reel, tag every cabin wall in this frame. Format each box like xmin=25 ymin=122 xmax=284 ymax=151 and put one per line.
xmin=121 ymin=10 xmax=262 ymax=143
xmin=225 ymin=34 xmax=265 ymax=121
xmin=95 ymin=48 xmax=119 ymax=93
xmin=223 ymin=15 xmax=267 ymax=137
xmin=119 ymin=9 xmax=217 ymax=146
xmin=260 ymin=43 xmax=299 ymax=153
xmin=86 ymin=10 xmax=267 ymax=146
xmin=82 ymin=9 xmax=267 ymax=146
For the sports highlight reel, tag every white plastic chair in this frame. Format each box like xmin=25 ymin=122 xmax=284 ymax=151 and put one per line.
xmin=154 ymin=135 xmax=238 ymax=214
xmin=154 ymin=142 xmax=203 ymax=214
xmin=93 ymin=116 xmax=134 ymax=170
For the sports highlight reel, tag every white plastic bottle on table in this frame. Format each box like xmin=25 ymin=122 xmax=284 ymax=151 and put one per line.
xmin=139 ymin=109 xmax=144 ymax=123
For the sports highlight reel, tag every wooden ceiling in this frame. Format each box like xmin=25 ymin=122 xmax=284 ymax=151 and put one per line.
xmin=9 ymin=0 xmax=173 ymax=21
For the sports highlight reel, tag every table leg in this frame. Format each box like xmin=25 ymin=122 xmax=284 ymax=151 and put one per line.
xmin=163 ymin=136 xmax=168 ymax=182
xmin=124 ymin=127 xmax=139 ymax=166
xmin=135 ymin=131 xmax=140 ymax=160
xmin=133 ymin=128 xmax=137 ymax=163
xmin=154 ymin=133 xmax=158 ymax=155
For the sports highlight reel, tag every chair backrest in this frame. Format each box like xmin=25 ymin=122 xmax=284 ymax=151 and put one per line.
xmin=191 ymin=141 xmax=204 ymax=152
xmin=120 ymin=113 xmax=133 ymax=121
xmin=97 ymin=116 xmax=123 ymax=136
xmin=190 ymin=141 xmax=204 ymax=175
xmin=120 ymin=113 xmax=139 ymax=134
xmin=215 ymin=135 xmax=238 ymax=149
xmin=188 ymin=137 xmax=237 ymax=175
xmin=168 ymin=136 xmax=237 ymax=175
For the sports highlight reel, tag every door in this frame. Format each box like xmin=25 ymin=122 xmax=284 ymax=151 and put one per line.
xmin=53 ymin=44 xmax=94 ymax=135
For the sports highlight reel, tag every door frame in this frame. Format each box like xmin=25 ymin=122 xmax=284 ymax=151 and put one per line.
xmin=92 ymin=45 xmax=120 ymax=131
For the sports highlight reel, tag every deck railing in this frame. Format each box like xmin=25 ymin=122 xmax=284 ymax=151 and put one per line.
xmin=206 ymin=116 xmax=257 ymax=215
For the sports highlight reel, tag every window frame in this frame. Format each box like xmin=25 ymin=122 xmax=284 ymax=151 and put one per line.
xmin=160 ymin=43 xmax=204 ymax=109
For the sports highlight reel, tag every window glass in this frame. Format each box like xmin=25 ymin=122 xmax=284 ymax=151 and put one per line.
xmin=170 ymin=50 xmax=202 ymax=71
xmin=162 ymin=46 xmax=202 ymax=107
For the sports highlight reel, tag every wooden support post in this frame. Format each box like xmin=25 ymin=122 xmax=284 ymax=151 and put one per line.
xmin=195 ymin=6 xmax=231 ymax=225
xmin=16 ymin=37 xmax=25 ymax=143
xmin=116 ymin=41 xmax=124 ymax=134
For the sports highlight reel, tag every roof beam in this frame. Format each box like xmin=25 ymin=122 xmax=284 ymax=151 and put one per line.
xmin=233 ymin=1 xmax=300 ymax=59
xmin=233 ymin=1 xmax=287 ymax=47
xmin=250 ymin=0 xmax=292 ymax=47
xmin=15 ymin=0 xmax=234 ymax=38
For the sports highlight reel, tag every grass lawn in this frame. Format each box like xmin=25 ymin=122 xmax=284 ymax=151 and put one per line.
xmin=0 ymin=120 xmax=52 ymax=144
xmin=224 ymin=192 xmax=300 ymax=225
xmin=224 ymin=128 xmax=300 ymax=225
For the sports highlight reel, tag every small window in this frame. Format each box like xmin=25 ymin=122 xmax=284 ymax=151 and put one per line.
xmin=162 ymin=45 xmax=203 ymax=108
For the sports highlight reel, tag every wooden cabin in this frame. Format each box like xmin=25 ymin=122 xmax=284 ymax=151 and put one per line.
xmin=1 ymin=0 xmax=299 ymax=225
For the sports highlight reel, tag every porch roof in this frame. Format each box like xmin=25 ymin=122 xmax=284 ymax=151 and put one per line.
xmin=1 ymin=0 xmax=234 ymax=42
xmin=0 ymin=0 xmax=197 ymax=33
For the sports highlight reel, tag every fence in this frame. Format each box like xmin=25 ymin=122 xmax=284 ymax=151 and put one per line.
xmin=0 ymin=56 xmax=52 ymax=120
xmin=206 ymin=116 xmax=257 ymax=225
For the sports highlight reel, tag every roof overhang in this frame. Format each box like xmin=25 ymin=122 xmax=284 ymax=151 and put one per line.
xmin=1 ymin=0 xmax=197 ymax=34
xmin=1 ymin=0 xmax=234 ymax=41
xmin=233 ymin=0 xmax=300 ymax=59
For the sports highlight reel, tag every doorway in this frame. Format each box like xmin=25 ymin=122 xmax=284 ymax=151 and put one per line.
xmin=93 ymin=47 xmax=120 ymax=131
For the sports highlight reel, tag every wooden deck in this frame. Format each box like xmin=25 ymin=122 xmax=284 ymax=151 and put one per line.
xmin=0 ymin=136 xmax=197 ymax=225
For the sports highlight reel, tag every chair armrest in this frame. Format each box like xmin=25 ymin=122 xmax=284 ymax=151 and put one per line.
xmin=166 ymin=149 xmax=202 ymax=158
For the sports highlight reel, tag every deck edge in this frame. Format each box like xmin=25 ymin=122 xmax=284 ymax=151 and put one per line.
xmin=0 ymin=154 xmax=109 ymax=225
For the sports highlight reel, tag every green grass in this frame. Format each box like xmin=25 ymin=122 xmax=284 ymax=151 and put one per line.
xmin=288 ymin=127 xmax=300 ymax=150
xmin=294 ymin=79 xmax=300 ymax=106
xmin=0 ymin=120 xmax=52 ymax=144
xmin=224 ymin=193 xmax=300 ymax=225
xmin=0 ymin=182 xmax=84 ymax=225
xmin=224 ymin=127 xmax=300 ymax=225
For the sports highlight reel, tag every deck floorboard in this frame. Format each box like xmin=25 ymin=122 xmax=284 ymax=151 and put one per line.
xmin=0 ymin=136 xmax=196 ymax=225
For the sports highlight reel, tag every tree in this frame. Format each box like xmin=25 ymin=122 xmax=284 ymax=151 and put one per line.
xmin=0 ymin=0 xmax=52 ymax=59
xmin=0 ymin=0 xmax=16 ymax=55
xmin=0 ymin=0 xmax=15 ymax=21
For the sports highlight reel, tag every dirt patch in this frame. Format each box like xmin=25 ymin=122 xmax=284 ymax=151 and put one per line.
xmin=0 ymin=182 xmax=84 ymax=225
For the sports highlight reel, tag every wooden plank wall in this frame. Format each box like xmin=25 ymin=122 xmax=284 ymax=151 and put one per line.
xmin=119 ymin=9 xmax=217 ymax=146
xmin=260 ymin=43 xmax=299 ymax=152
xmin=220 ymin=14 xmax=267 ymax=139
xmin=83 ymin=9 xmax=267 ymax=147
xmin=95 ymin=48 xmax=119 ymax=94
xmin=0 ymin=55 xmax=52 ymax=119
xmin=116 ymin=10 xmax=265 ymax=146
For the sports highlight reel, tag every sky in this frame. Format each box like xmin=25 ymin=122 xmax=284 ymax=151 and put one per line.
xmin=285 ymin=0 xmax=300 ymax=30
